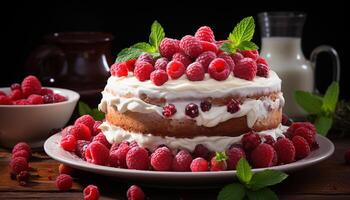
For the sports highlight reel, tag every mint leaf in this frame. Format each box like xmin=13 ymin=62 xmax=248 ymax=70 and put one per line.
xmin=78 ymin=101 xmax=92 ymax=116
xmin=236 ymin=158 xmax=252 ymax=184
xmin=229 ymin=16 xmax=255 ymax=43
xmin=116 ymin=47 xmax=144 ymax=63
xmin=149 ymin=20 xmax=165 ymax=51
xmin=91 ymin=108 xmax=105 ymax=121
xmin=246 ymin=188 xmax=278 ymax=200
xmin=220 ymin=42 xmax=237 ymax=53
xmin=215 ymin=151 xmax=229 ymax=162
xmin=294 ymin=91 xmax=323 ymax=114
xmin=314 ymin=115 xmax=333 ymax=136
xmin=248 ymin=169 xmax=288 ymax=191
xmin=322 ymin=81 xmax=339 ymax=113
xmin=236 ymin=41 xmax=259 ymax=51
xmin=218 ymin=183 xmax=246 ymax=200
xmin=131 ymin=42 xmax=156 ymax=53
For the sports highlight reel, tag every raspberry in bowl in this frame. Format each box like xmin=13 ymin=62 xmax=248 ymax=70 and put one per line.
xmin=0 ymin=75 xmax=80 ymax=148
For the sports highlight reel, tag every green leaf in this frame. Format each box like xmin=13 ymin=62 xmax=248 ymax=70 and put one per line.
xmin=220 ymin=42 xmax=237 ymax=53
xmin=91 ymin=108 xmax=105 ymax=121
xmin=236 ymin=158 xmax=252 ymax=184
xmin=236 ymin=41 xmax=259 ymax=51
xmin=246 ymin=188 xmax=278 ymax=200
xmin=322 ymin=81 xmax=339 ymax=113
xmin=314 ymin=115 xmax=333 ymax=136
xmin=116 ymin=47 xmax=144 ymax=63
xmin=294 ymin=91 xmax=323 ymax=114
xmin=215 ymin=151 xmax=229 ymax=162
xmin=248 ymin=170 xmax=288 ymax=191
xmin=229 ymin=16 xmax=255 ymax=43
xmin=149 ymin=20 xmax=165 ymax=51
xmin=218 ymin=183 xmax=246 ymax=200
xmin=78 ymin=101 xmax=92 ymax=116
xmin=131 ymin=42 xmax=156 ymax=53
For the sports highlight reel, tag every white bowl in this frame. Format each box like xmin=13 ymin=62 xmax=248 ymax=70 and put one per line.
xmin=0 ymin=87 xmax=80 ymax=148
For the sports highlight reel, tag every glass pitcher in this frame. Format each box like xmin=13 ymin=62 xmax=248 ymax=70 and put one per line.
xmin=257 ymin=12 xmax=340 ymax=118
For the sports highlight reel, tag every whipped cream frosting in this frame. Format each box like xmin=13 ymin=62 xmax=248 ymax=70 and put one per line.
xmin=100 ymin=121 xmax=287 ymax=152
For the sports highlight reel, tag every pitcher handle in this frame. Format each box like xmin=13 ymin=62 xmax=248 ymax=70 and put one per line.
xmin=310 ymin=45 xmax=341 ymax=86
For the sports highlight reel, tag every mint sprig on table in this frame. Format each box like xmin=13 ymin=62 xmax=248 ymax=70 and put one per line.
xmin=78 ymin=101 xmax=105 ymax=121
xmin=294 ymin=81 xmax=339 ymax=136
xmin=218 ymin=158 xmax=288 ymax=200
xmin=116 ymin=21 xmax=164 ymax=63
xmin=220 ymin=16 xmax=259 ymax=54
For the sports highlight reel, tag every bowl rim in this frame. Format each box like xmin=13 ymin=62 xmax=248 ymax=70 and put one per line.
xmin=0 ymin=87 xmax=80 ymax=108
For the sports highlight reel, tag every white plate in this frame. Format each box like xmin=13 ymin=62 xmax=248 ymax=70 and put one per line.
xmin=44 ymin=133 xmax=334 ymax=186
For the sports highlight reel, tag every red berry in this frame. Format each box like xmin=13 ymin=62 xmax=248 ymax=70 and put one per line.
xmin=126 ymin=147 xmax=149 ymax=170
xmin=185 ymin=103 xmax=199 ymax=118
xmin=151 ymin=147 xmax=173 ymax=171
xmin=226 ymin=147 xmax=245 ymax=170
xmin=40 ymin=88 xmax=54 ymax=96
xmin=9 ymin=89 xmax=23 ymax=101
xmin=179 ymin=35 xmax=203 ymax=58
xmin=274 ymin=138 xmax=296 ymax=164
xmin=12 ymin=142 xmax=31 ymax=154
xmin=92 ymin=132 xmax=111 ymax=149
xmin=154 ymin=57 xmax=168 ymax=71
xmin=134 ymin=61 xmax=154 ymax=81
xmin=195 ymin=51 xmax=216 ymax=71
xmin=110 ymin=142 xmax=131 ymax=167
xmin=60 ymin=134 xmax=77 ymax=152
xmin=200 ymin=100 xmax=211 ymax=112
xmin=231 ymin=52 xmax=244 ymax=64
xmin=21 ymin=75 xmax=42 ymax=97
xmin=53 ymin=94 xmax=67 ymax=102
xmin=159 ymin=38 xmax=180 ymax=59
xmin=0 ymin=95 xmax=12 ymax=105
xmin=85 ymin=141 xmax=110 ymax=165
xmin=162 ymin=104 xmax=177 ymax=118
xmin=292 ymin=136 xmax=311 ymax=159
xmin=110 ymin=142 xmax=121 ymax=153
xmin=27 ymin=94 xmax=44 ymax=104
xmin=227 ymin=99 xmax=240 ymax=114
xmin=193 ymin=144 xmax=211 ymax=160
xmin=208 ymin=58 xmax=230 ymax=81
xmin=263 ymin=135 xmax=276 ymax=146
xmin=55 ymin=174 xmax=73 ymax=191
xmin=43 ymin=94 xmax=54 ymax=104
xmin=345 ymin=149 xmax=350 ymax=165
xmin=83 ymin=185 xmax=100 ymax=200
xmin=241 ymin=131 xmax=262 ymax=152
xmin=92 ymin=121 xmax=102 ymax=136
xmin=67 ymin=124 xmax=91 ymax=141
xmin=125 ymin=59 xmax=137 ymax=72
xmin=136 ymin=53 xmax=155 ymax=66
xmin=282 ymin=114 xmax=293 ymax=126
xmin=251 ymin=143 xmax=277 ymax=168
xmin=59 ymin=164 xmax=74 ymax=175
xmin=195 ymin=26 xmax=215 ymax=42
xmin=210 ymin=152 xmax=228 ymax=171
xmin=10 ymin=157 xmax=28 ymax=174
xmin=293 ymin=127 xmax=316 ymax=146
xmin=12 ymin=150 xmax=30 ymax=161
xmin=16 ymin=170 xmax=30 ymax=183
xmin=200 ymin=41 xmax=219 ymax=53
xmin=172 ymin=52 xmax=192 ymax=67
xmin=75 ymin=140 xmax=90 ymax=159
xmin=190 ymin=157 xmax=208 ymax=172
xmin=0 ymin=91 xmax=6 ymax=96
xmin=75 ymin=115 xmax=95 ymax=133
xmin=13 ymin=99 xmax=29 ymax=105
xmin=11 ymin=83 xmax=21 ymax=91
xmin=257 ymin=56 xmax=268 ymax=65
xmin=186 ymin=62 xmax=205 ymax=81
xmin=166 ymin=60 xmax=185 ymax=80
xmin=257 ymin=63 xmax=269 ymax=77
xmin=172 ymin=150 xmax=192 ymax=171
xmin=127 ymin=185 xmax=145 ymax=200
xmin=150 ymin=69 xmax=168 ymax=86
xmin=110 ymin=62 xmax=128 ymax=77
xmin=241 ymin=50 xmax=259 ymax=60
xmin=218 ymin=52 xmax=235 ymax=71
xmin=233 ymin=58 xmax=257 ymax=80
xmin=287 ymin=122 xmax=316 ymax=135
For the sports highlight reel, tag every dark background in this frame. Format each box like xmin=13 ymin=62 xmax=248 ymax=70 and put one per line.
xmin=1 ymin=1 xmax=348 ymax=99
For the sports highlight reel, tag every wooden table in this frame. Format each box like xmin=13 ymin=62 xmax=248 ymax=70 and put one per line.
xmin=1 ymin=138 xmax=350 ymax=200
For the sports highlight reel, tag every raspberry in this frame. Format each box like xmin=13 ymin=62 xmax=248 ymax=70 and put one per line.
xmin=195 ymin=51 xmax=216 ymax=71
xmin=110 ymin=142 xmax=121 ymax=153
xmin=227 ymin=99 xmax=240 ymax=114
xmin=251 ymin=143 xmax=277 ymax=168
xmin=150 ymin=69 xmax=168 ymax=86
xmin=16 ymin=170 xmax=30 ymax=183
xmin=129 ymin=141 xmax=139 ymax=148
xmin=241 ymin=131 xmax=262 ymax=152
xmin=27 ymin=94 xmax=44 ymax=104
xmin=257 ymin=56 xmax=268 ymax=65
xmin=40 ymin=88 xmax=54 ymax=96
xmin=172 ymin=52 xmax=192 ymax=67
xmin=186 ymin=62 xmax=205 ymax=81
xmin=293 ymin=127 xmax=316 ymax=146
xmin=136 ymin=53 xmax=155 ymax=66
xmin=208 ymin=58 xmax=230 ymax=81
xmin=159 ymin=38 xmax=180 ymax=59
xmin=193 ymin=144 xmax=211 ymax=160
xmin=127 ymin=185 xmax=145 ymax=200
xmin=150 ymin=147 xmax=173 ymax=171
xmin=93 ymin=121 xmax=102 ymax=136
xmin=0 ymin=91 xmax=6 ymax=96
xmin=195 ymin=26 xmax=215 ymax=42
xmin=126 ymin=147 xmax=149 ymax=170
xmin=185 ymin=103 xmax=199 ymax=118
xmin=263 ymin=135 xmax=276 ymax=146
xmin=125 ymin=59 xmax=137 ymax=72
xmin=0 ymin=95 xmax=12 ymax=105
xmin=85 ymin=141 xmax=110 ymax=165
xmin=200 ymin=100 xmax=211 ymax=112
xmin=241 ymin=50 xmax=259 ymax=60
xmin=68 ymin=124 xmax=91 ymax=141
xmin=134 ymin=61 xmax=154 ymax=81
xmin=43 ymin=94 xmax=54 ymax=104
xmin=12 ymin=150 xmax=30 ymax=161
xmin=10 ymin=157 xmax=28 ymax=174
xmin=59 ymin=164 xmax=74 ymax=175
xmin=179 ymin=35 xmax=203 ymax=58
xmin=287 ymin=122 xmax=316 ymax=135
xmin=210 ymin=152 xmax=228 ymax=171
xmin=172 ymin=150 xmax=192 ymax=171
xmin=218 ymin=52 xmax=235 ymax=71
xmin=9 ymin=89 xmax=23 ymax=101
xmin=257 ymin=63 xmax=269 ymax=77
xmin=282 ymin=114 xmax=293 ymax=126
xmin=92 ymin=132 xmax=111 ymax=149
xmin=166 ymin=60 xmax=185 ymax=80
xmin=53 ymin=94 xmax=67 ymax=102
xmin=55 ymin=174 xmax=73 ymax=191
xmin=13 ymin=99 xmax=29 ymax=105
xmin=60 ymin=134 xmax=77 ymax=152
xmin=110 ymin=62 xmax=128 ymax=77
xmin=345 ymin=149 xmax=350 ymax=165
xmin=75 ymin=115 xmax=95 ymax=133
xmin=200 ymin=41 xmax=219 ymax=53
xmin=226 ymin=147 xmax=245 ymax=170
xmin=12 ymin=142 xmax=31 ymax=154
xmin=154 ymin=57 xmax=168 ymax=70
xmin=75 ymin=140 xmax=90 ymax=159
xmin=292 ymin=136 xmax=310 ymax=159
xmin=233 ymin=58 xmax=257 ymax=81
xmin=190 ymin=157 xmax=208 ymax=172
xmin=274 ymin=138 xmax=296 ymax=164
xmin=162 ymin=104 xmax=177 ymax=118
xmin=21 ymin=75 xmax=42 ymax=97
xmin=84 ymin=185 xmax=100 ymax=200
xmin=231 ymin=52 xmax=244 ymax=64
xmin=11 ymin=83 xmax=21 ymax=91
